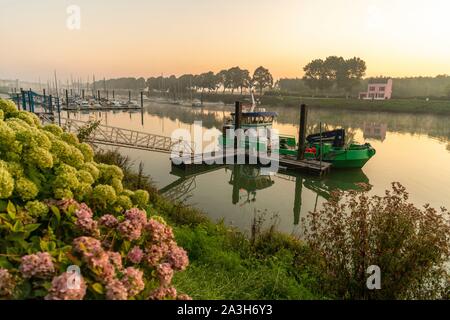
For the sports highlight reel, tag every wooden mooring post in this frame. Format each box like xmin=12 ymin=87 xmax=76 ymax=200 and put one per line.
xmin=297 ymin=104 xmax=308 ymax=160
xmin=128 ymin=90 xmax=131 ymax=102
xmin=140 ymin=91 xmax=144 ymax=125
xmin=234 ymin=101 xmax=242 ymax=149
xmin=56 ymin=97 xmax=61 ymax=126
xmin=65 ymin=89 xmax=69 ymax=108
xmin=112 ymin=90 xmax=115 ymax=99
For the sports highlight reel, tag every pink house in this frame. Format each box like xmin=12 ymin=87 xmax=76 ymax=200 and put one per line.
xmin=359 ymin=78 xmax=393 ymax=100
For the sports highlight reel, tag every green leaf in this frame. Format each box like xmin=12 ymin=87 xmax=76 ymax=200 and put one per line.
xmin=0 ymin=200 xmax=7 ymax=212
xmin=40 ymin=239 xmax=49 ymax=251
xmin=92 ymin=283 xmax=104 ymax=294
xmin=7 ymin=201 xmax=16 ymax=220
xmin=6 ymin=232 xmax=25 ymax=241
xmin=0 ymin=256 xmax=13 ymax=269
xmin=24 ymin=223 xmax=41 ymax=233
xmin=50 ymin=206 xmax=61 ymax=223
xmin=12 ymin=220 xmax=23 ymax=232
xmin=48 ymin=241 xmax=56 ymax=252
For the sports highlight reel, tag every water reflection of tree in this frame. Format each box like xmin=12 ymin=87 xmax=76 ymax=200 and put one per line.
xmin=145 ymin=104 xmax=224 ymax=129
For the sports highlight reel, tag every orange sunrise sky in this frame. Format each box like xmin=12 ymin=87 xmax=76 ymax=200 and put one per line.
xmin=1 ymin=0 xmax=449 ymax=82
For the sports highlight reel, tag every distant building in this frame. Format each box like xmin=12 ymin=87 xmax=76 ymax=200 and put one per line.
xmin=359 ymin=78 xmax=393 ymax=100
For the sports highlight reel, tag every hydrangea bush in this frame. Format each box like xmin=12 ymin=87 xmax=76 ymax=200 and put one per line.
xmin=0 ymin=99 xmax=190 ymax=300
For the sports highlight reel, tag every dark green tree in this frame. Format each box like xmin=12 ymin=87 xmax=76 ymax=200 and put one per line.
xmin=252 ymin=66 xmax=273 ymax=96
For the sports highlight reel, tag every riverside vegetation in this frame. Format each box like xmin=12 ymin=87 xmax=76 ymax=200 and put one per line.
xmin=1 ymin=98 xmax=449 ymax=299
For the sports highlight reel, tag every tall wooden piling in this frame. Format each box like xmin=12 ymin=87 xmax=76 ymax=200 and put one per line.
xmin=297 ymin=104 xmax=308 ymax=160
xmin=112 ymin=90 xmax=115 ymax=99
xmin=21 ymin=89 xmax=26 ymax=110
xmin=128 ymin=90 xmax=131 ymax=102
xmin=28 ymin=90 xmax=33 ymax=112
xmin=82 ymin=89 xmax=85 ymax=99
xmin=49 ymin=95 xmax=53 ymax=112
xmin=65 ymin=89 xmax=69 ymax=108
xmin=140 ymin=91 xmax=144 ymax=126
xmin=16 ymin=93 xmax=21 ymax=110
xmin=56 ymin=97 xmax=61 ymax=126
xmin=97 ymin=90 xmax=100 ymax=100
xmin=234 ymin=101 xmax=242 ymax=149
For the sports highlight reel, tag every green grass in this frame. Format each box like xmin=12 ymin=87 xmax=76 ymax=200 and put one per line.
xmin=151 ymin=196 xmax=322 ymax=300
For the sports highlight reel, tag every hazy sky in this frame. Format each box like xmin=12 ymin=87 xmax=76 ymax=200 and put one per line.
xmin=1 ymin=0 xmax=449 ymax=82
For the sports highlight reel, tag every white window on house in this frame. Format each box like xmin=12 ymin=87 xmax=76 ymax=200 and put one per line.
xmin=379 ymin=86 xmax=385 ymax=92
xmin=378 ymin=93 xmax=384 ymax=98
xmin=369 ymin=86 xmax=375 ymax=91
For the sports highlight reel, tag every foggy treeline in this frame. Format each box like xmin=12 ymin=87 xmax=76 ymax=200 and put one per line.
xmin=277 ymin=75 xmax=450 ymax=99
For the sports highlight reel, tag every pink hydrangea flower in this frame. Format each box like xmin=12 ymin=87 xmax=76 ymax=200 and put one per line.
xmin=74 ymin=209 xmax=99 ymax=237
xmin=89 ymin=252 xmax=115 ymax=281
xmin=99 ymin=214 xmax=119 ymax=228
xmin=121 ymin=267 xmax=145 ymax=297
xmin=117 ymin=220 xmax=142 ymax=241
xmin=19 ymin=252 xmax=55 ymax=279
xmin=167 ymin=245 xmax=189 ymax=271
xmin=72 ymin=237 xmax=103 ymax=258
xmin=105 ymin=279 xmax=128 ymax=300
xmin=0 ymin=268 xmax=15 ymax=297
xmin=149 ymin=286 xmax=177 ymax=300
xmin=127 ymin=246 xmax=144 ymax=264
xmin=124 ymin=208 xmax=147 ymax=227
xmin=156 ymin=263 xmax=173 ymax=286
xmin=73 ymin=237 xmax=115 ymax=281
xmin=145 ymin=242 xmax=170 ymax=267
xmin=107 ymin=251 xmax=123 ymax=270
xmin=45 ymin=272 xmax=87 ymax=300
xmin=146 ymin=218 xmax=174 ymax=243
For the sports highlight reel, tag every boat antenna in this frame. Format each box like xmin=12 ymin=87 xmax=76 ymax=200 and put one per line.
xmin=250 ymin=86 xmax=256 ymax=112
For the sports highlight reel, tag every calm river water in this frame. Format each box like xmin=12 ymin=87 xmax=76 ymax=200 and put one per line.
xmin=61 ymin=100 xmax=450 ymax=235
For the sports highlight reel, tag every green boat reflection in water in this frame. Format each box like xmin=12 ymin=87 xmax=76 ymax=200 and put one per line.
xmin=160 ymin=164 xmax=370 ymax=226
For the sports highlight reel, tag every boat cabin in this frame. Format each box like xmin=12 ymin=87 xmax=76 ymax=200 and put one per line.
xmin=229 ymin=111 xmax=278 ymax=127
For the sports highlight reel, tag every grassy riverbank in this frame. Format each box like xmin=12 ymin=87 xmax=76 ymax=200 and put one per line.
xmin=93 ymin=149 xmax=323 ymax=299
xmin=193 ymin=92 xmax=450 ymax=115
xmin=94 ymin=149 xmax=450 ymax=300
xmin=152 ymin=196 xmax=321 ymax=299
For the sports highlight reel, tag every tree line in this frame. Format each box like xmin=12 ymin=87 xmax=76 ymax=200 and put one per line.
xmin=277 ymin=74 xmax=450 ymax=99
xmin=301 ymin=56 xmax=367 ymax=97
xmin=93 ymin=67 xmax=274 ymax=97
xmin=146 ymin=66 xmax=273 ymax=96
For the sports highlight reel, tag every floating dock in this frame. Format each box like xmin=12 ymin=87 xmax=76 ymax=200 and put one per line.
xmin=172 ymin=150 xmax=331 ymax=176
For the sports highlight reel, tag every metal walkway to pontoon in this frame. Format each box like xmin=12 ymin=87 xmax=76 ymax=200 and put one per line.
xmin=38 ymin=114 xmax=195 ymax=155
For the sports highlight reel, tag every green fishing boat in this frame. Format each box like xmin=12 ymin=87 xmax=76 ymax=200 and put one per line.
xmin=219 ymin=92 xmax=375 ymax=169
xmin=280 ymin=129 xmax=376 ymax=169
